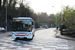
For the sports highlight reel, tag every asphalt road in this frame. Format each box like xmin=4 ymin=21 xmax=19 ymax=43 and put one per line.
xmin=0 ymin=28 xmax=75 ymax=50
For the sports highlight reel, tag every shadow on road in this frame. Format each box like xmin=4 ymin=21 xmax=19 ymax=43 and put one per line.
xmin=13 ymin=38 xmax=32 ymax=42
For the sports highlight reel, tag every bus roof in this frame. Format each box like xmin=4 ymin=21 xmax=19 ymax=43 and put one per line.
xmin=13 ymin=17 xmax=32 ymax=19
xmin=13 ymin=17 xmax=34 ymax=22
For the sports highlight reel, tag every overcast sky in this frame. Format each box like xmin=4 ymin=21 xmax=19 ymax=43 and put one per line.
xmin=24 ymin=0 xmax=75 ymax=15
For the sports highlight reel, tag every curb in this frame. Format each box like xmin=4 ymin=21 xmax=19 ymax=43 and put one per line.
xmin=55 ymin=30 xmax=75 ymax=40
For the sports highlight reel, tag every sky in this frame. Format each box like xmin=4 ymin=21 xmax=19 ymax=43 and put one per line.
xmin=24 ymin=0 xmax=75 ymax=15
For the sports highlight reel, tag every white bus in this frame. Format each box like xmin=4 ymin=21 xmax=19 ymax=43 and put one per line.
xmin=12 ymin=17 xmax=35 ymax=40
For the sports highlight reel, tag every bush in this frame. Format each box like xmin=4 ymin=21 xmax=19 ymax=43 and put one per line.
xmin=60 ymin=24 xmax=66 ymax=35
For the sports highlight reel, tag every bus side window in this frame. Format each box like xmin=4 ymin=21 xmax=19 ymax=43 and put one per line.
xmin=32 ymin=22 xmax=34 ymax=25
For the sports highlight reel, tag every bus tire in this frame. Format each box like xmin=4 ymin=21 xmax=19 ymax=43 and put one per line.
xmin=15 ymin=38 xmax=19 ymax=40
xmin=30 ymin=38 xmax=33 ymax=40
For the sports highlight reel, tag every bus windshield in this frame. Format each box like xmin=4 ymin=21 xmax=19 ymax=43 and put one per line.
xmin=12 ymin=20 xmax=32 ymax=32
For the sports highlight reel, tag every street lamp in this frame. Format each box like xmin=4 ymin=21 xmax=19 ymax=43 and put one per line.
xmin=61 ymin=0 xmax=63 ymax=25
xmin=55 ymin=14 xmax=57 ymax=27
xmin=6 ymin=2 xmax=8 ymax=32
xmin=38 ymin=16 xmax=39 ymax=25
xmin=38 ymin=16 xmax=39 ymax=27
xmin=20 ymin=0 xmax=23 ymax=16
xmin=0 ymin=0 xmax=1 ymax=17
xmin=60 ymin=0 xmax=63 ymax=35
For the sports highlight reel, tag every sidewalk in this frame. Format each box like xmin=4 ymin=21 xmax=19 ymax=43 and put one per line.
xmin=55 ymin=30 xmax=75 ymax=40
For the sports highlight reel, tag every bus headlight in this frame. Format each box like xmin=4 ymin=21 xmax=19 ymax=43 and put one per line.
xmin=28 ymin=33 xmax=32 ymax=36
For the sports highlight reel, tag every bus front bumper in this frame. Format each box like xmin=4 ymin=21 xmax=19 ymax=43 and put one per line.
xmin=12 ymin=34 xmax=33 ymax=39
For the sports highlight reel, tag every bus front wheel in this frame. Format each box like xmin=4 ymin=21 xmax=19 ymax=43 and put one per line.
xmin=15 ymin=38 xmax=19 ymax=40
